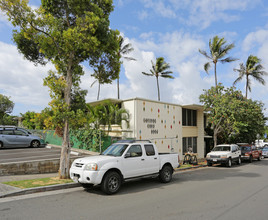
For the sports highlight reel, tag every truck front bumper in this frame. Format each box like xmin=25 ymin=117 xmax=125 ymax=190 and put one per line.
xmin=207 ymin=158 xmax=228 ymax=164
xmin=69 ymin=167 xmax=106 ymax=185
xmin=241 ymin=155 xmax=250 ymax=160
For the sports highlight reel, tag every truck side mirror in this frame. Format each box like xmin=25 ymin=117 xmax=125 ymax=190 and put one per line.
xmin=124 ymin=153 xmax=131 ymax=158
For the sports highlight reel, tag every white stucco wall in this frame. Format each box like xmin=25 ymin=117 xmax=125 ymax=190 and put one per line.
xmin=120 ymin=98 xmax=204 ymax=159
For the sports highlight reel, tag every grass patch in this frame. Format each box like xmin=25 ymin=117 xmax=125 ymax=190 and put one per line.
xmin=3 ymin=177 xmax=73 ymax=189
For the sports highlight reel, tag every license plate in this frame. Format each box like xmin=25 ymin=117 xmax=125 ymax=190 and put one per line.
xmin=213 ymin=159 xmax=217 ymax=162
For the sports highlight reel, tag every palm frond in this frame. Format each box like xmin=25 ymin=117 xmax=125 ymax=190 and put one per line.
xmin=142 ymin=71 xmax=154 ymax=76
xmin=219 ymin=56 xmax=238 ymax=63
xmin=199 ymin=49 xmax=212 ymax=60
xmin=204 ymin=62 xmax=211 ymax=73
xmin=90 ymin=80 xmax=98 ymax=88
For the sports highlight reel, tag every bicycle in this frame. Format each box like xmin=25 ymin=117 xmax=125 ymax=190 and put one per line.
xmin=183 ymin=152 xmax=198 ymax=165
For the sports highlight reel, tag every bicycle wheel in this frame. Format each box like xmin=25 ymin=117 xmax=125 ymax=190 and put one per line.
xmin=191 ymin=155 xmax=198 ymax=165
xmin=183 ymin=154 xmax=191 ymax=164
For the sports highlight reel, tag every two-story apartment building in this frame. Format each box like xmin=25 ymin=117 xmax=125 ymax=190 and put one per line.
xmin=90 ymin=97 xmax=205 ymax=159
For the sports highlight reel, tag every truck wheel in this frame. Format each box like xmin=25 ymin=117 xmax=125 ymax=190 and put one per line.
xmin=226 ymin=158 xmax=232 ymax=167
xmin=159 ymin=165 xmax=173 ymax=183
xmin=258 ymin=154 xmax=261 ymax=161
xmin=249 ymin=156 xmax=253 ymax=163
xmin=101 ymin=171 xmax=121 ymax=195
xmin=237 ymin=156 xmax=241 ymax=165
xmin=0 ymin=141 xmax=3 ymax=148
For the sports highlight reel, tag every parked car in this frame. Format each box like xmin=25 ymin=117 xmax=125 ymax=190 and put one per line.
xmin=262 ymin=146 xmax=268 ymax=158
xmin=206 ymin=144 xmax=241 ymax=167
xmin=70 ymin=140 xmax=180 ymax=194
xmin=255 ymin=139 xmax=268 ymax=149
xmin=0 ymin=126 xmax=45 ymax=148
xmin=240 ymin=144 xmax=262 ymax=162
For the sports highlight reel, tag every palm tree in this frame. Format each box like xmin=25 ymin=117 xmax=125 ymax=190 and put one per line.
xmin=117 ymin=36 xmax=136 ymax=99
xmin=199 ymin=35 xmax=237 ymax=87
xmin=142 ymin=57 xmax=174 ymax=101
xmin=233 ymin=55 xmax=268 ymax=99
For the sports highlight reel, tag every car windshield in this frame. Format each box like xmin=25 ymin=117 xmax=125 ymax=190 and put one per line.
xmin=241 ymin=146 xmax=251 ymax=151
xmin=262 ymin=147 xmax=268 ymax=151
xmin=212 ymin=146 xmax=231 ymax=151
xmin=101 ymin=144 xmax=129 ymax=157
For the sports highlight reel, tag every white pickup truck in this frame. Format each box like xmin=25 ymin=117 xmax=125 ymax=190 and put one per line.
xmin=70 ymin=140 xmax=180 ymax=194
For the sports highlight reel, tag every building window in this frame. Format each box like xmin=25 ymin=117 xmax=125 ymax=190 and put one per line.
xmin=182 ymin=108 xmax=197 ymax=126
xmin=183 ymin=137 xmax=197 ymax=154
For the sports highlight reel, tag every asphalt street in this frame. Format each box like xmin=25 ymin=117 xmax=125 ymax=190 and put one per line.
xmin=0 ymin=146 xmax=85 ymax=163
xmin=1 ymin=159 xmax=268 ymax=220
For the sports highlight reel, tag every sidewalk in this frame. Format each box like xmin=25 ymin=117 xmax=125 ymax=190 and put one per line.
xmin=0 ymin=173 xmax=80 ymax=198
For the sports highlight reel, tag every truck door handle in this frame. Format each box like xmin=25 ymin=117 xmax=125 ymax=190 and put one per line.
xmin=141 ymin=159 xmax=145 ymax=161
xmin=154 ymin=158 xmax=157 ymax=160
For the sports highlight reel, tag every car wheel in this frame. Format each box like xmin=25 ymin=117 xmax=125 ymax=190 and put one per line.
xmin=207 ymin=162 xmax=212 ymax=166
xmin=159 ymin=165 xmax=173 ymax=183
xmin=101 ymin=171 xmax=121 ymax=195
xmin=237 ymin=156 xmax=241 ymax=165
xmin=226 ymin=158 xmax=232 ymax=167
xmin=249 ymin=155 xmax=253 ymax=163
xmin=0 ymin=141 xmax=3 ymax=148
xmin=31 ymin=140 xmax=40 ymax=148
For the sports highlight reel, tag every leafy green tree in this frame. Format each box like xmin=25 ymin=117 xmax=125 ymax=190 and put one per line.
xmin=199 ymin=36 xmax=237 ymax=88
xmin=142 ymin=57 xmax=174 ymax=101
xmin=21 ymin=111 xmax=37 ymax=129
xmin=0 ymin=0 xmax=119 ymax=178
xmin=117 ymin=36 xmax=136 ymax=99
xmin=233 ymin=55 xmax=268 ymax=98
xmin=0 ymin=94 xmax=14 ymax=123
xmin=200 ymin=84 xmax=266 ymax=147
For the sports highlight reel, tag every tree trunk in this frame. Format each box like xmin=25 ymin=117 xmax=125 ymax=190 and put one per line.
xmin=246 ymin=74 xmax=248 ymax=99
xmin=156 ymin=76 xmax=160 ymax=101
xmin=214 ymin=62 xmax=218 ymax=88
xmin=59 ymin=54 xmax=73 ymax=179
xmin=117 ymin=77 xmax=120 ymax=99
xmin=213 ymin=130 xmax=217 ymax=148
xmin=97 ymin=81 xmax=100 ymax=100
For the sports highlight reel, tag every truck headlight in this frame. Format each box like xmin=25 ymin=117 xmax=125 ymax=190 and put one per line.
xmin=221 ymin=155 xmax=227 ymax=159
xmin=206 ymin=155 xmax=210 ymax=158
xmin=84 ymin=163 xmax=98 ymax=171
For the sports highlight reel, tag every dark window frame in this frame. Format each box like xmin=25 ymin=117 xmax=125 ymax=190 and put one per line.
xmin=183 ymin=137 xmax=197 ymax=154
xmin=182 ymin=108 xmax=197 ymax=126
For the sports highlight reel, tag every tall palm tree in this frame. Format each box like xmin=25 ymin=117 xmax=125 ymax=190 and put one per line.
xmin=199 ymin=35 xmax=237 ymax=87
xmin=142 ymin=57 xmax=174 ymax=101
xmin=233 ymin=55 xmax=268 ymax=98
xmin=117 ymin=36 xmax=136 ymax=99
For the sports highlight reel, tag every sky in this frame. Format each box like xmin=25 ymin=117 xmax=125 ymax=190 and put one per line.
xmin=1 ymin=0 xmax=268 ymax=119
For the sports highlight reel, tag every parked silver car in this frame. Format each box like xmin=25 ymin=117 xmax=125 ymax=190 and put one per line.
xmin=262 ymin=146 xmax=268 ymax=158
xmin=0 ymin=126 xmax=45 ymax=148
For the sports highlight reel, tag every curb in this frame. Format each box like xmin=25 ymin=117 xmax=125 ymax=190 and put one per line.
xmin=175 ymin=164 xmax=207 ymax=172
xmin=0 ymin=182 xmax=80 ymax=198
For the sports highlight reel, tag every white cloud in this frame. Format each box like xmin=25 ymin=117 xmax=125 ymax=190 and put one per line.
xmin=0 ymin=41 xmax=52 ymax=114
xmin=140 ymin=0 xmax=261 ymax=29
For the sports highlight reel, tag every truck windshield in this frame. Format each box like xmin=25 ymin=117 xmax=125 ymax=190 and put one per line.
xmin=212 ymin=146 xmax=230 ymax=151
xmin=101 ymin=144 xmax=129 ymax=157
xmin=241 ymin=146 xmax=251 ymax=151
